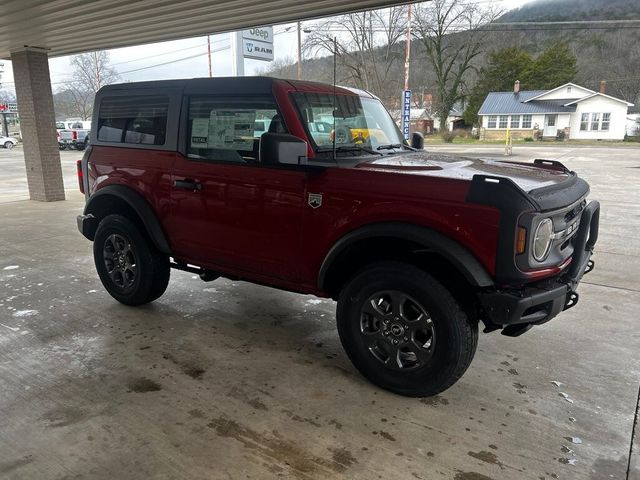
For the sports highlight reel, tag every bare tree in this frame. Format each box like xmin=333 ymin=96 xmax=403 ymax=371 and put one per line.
xmin=302 ymin=7 xmax=407 ymax=100
xmin=70 ymin=51 xmax=119 ymax=94
xmin=256 ymin=56 xmax=298 ymax=79
xmin=0 ymin=88 xmax=16 ymax=104
xmin=57 ymin=51 xmax=119 ymax=120
xmin=413 ymin=0 xmax=500 ymax=131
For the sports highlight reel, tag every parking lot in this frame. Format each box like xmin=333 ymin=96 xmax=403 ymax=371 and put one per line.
xmin=0 ymin=145 xmax=639 ymax=479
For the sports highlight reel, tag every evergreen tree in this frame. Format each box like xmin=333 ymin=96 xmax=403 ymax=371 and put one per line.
xmin=525 ymin=41 xmax=578 ymax=90
xmin=463 ymin=47 xmax=533 ymax=125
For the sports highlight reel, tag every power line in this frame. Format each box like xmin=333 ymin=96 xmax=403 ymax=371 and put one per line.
xmin=1 ymin=45 xmax=231 ymax=86
xmin=115 ymin=45 xmax=230 ymax=75
xmin=110 ymin=38 xmax=229 ymax=67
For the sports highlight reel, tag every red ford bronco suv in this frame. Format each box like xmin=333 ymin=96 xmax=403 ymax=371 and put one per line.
xmin=77 ymin=77 xmax=599 ymax=396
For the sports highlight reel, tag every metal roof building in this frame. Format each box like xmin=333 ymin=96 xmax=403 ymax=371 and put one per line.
xmin=478 ymin=91 xmax=578 ymax=115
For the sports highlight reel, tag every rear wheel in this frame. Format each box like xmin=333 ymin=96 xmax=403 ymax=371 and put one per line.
xmin=93 ymin=214 xmax=170 ymax=306
xmin=336 ymin=261 xmax=478 ymax=397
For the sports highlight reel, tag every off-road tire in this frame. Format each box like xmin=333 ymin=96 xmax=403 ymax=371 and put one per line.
xmin=94 ymin=214 xmax=170 ymax=306
xmin=336 ymin=261 xmax=478 ymax=397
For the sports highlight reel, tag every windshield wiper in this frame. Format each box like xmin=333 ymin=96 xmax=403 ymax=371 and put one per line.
xmin=318 ymin=145 xmax=383 ymax=156
xmin=376 ymin=143 xmax=406 ymax=151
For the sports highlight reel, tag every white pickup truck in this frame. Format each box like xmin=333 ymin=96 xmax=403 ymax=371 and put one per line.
xmin=56 ymin=120 xmax=91 ymax=151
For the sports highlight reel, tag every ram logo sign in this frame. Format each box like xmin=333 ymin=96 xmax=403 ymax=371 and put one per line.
xmin=242 ymin=27 xmax=274 ymax=62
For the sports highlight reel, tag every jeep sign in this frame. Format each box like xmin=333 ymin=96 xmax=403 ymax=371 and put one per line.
xmin=242 ymin=27 xmax=274 ymax=61
xmin=242 ymin=27 xmax=273 ymax=43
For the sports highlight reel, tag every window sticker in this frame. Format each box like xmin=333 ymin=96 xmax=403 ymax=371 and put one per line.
xmin=190 ymin=118 xmax=209 ymax=147
xmin=208 ymin=110 xmax=256 ymax=150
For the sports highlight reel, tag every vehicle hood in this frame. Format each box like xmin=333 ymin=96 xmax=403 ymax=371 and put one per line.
xmin=356 ymin=151 xmax=571 ymax=193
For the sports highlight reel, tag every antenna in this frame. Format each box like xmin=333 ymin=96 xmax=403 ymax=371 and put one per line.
xmin=332 ymin=37 xmax=337 ymax=161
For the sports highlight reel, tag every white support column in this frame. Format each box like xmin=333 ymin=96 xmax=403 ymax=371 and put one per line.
xmin=11 ymin=47 xmax=64 ymax=202
xmin=230 ymin=31 xmax=245 ymax=77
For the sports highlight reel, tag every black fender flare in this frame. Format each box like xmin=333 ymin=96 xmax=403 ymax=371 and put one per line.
xmin=83 ymin=185 xmax=171 ymax=254
xmin=317 ymin=222 xmax=494 ymax=289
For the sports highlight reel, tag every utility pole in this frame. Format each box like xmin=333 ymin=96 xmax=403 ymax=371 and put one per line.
xmin=207 ymin=35 xmax=213 ymax=77
xmin=404 ymin=5 xmax=411 ymax=92
xmin=297 ymin=21 xmax=302 ymax=80
xmin=94 ymin=51 xmax=101 ymax=89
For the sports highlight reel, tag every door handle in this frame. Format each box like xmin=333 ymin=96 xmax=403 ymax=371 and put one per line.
xmin=173 ymin=179 xmax=202 ymax=192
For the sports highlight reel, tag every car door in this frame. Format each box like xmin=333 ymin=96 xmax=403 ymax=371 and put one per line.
xmin=167 ymin=94 xmax=306 ymax=282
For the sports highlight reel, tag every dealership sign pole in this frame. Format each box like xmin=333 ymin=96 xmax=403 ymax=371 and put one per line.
xmin=231 ymin=26 xmax=274 ymax=76
xmin=402 ymin=90 xmax=411 ymax=140
xmin=402 ymin=5 xmax=412 ymax=140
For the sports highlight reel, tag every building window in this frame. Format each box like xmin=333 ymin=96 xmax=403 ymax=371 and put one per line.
xmin=522 ymin=115 xmax=532 ymax=128
xmin=591 ymin=113 xmax=600 ymax=131
xmin=487 ymin=115 xmax=497 ymax=128
xmin=580 ymin=113 xmax=589 ymax=131
xmin=98 ymin=95 xmax=169 ymax=145
xmin=601 ymin=112 xmax=610 ymax=131
xmin=567 ymin=86 xmax=572 ymax=93
xmin=510 ymin=115 xmax=520 ymax=129
xmin=499 ymin=115 xmax=508 ymax=128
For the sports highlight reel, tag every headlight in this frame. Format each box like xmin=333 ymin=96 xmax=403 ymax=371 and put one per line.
xmin=533 ymin=218 xmax=553 ymax=261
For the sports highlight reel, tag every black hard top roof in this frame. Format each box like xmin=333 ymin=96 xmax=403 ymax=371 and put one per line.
xmin=97 ymin=76 xmax=375 ymax=98
xmin=99 ymin=76 xmax=277 ymax=95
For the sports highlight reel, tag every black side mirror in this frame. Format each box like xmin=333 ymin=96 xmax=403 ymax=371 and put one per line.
xmin=260 ymin=133 xmax=308 ymax=166
xmin=411 ymin=132 xmax=424 ymax=150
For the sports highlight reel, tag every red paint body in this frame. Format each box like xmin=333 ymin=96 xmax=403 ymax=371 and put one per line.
xmin=86 ymin=79 xmax=577 ymax=296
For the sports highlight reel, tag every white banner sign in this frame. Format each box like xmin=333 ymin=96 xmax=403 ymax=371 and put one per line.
xmin=242 ymin=39 xmax=274 ymax=61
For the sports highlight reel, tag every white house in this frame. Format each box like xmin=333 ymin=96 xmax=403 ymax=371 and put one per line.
xmin=627 ymin=107 xmax=640 ymax=137
xmin=478 ymin=82 xmax=634 ymax=141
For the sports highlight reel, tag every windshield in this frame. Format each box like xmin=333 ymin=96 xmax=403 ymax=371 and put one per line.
xmin=293 ymin=92 xmax=405 ymax=156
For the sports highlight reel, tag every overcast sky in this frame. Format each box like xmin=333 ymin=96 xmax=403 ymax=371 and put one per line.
xmin=0 ymin=0 xmax=534 ymax=95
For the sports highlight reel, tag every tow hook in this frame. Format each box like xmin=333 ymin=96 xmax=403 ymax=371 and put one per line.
xmin=585 ymin=259 xmax=595 ymax=275
xmin=564 ymin=291 xmax=579 ymax=311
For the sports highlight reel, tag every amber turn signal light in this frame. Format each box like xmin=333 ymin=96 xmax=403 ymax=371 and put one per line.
xmin=516 ymin=227 xmax=527 ymax=254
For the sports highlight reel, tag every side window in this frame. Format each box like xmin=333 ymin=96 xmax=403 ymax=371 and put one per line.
xmin=187 ymin=96 xmax=282 ymax=163
xmin=97 ymin=95 xmax=169 ymax=145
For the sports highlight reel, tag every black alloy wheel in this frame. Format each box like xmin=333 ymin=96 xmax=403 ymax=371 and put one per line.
xmin=359 ymin=290 xmax=436 ymax=370
xmin=103 ymin=233 xmax=138 ymax=291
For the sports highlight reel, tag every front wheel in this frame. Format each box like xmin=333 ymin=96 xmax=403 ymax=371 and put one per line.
xmin=93 ymin=214 xmax=170 ymax=306
xmin=4 ymin=141 xmax=13 ymax=149
xmin=336 ymin=262 xmax=478 ymax=397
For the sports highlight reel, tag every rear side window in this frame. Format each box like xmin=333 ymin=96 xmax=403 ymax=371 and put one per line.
xmin=97 ymin=96 xmax=169 ymax=145
xmin=187 ymin=96 xmax=282 ymax=163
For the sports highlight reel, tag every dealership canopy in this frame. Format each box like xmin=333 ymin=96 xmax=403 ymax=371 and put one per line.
xmin=0 ymin=0 xmax=413 ymax=59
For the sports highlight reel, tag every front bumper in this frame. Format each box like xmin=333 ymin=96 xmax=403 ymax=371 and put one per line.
xmin=479 ymin=200 xmax=600 ymax=336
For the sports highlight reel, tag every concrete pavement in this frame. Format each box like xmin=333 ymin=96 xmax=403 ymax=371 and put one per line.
xmin=0 ymin=145 xmax=638 ymax=479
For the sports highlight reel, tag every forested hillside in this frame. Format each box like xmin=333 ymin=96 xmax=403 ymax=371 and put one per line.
xmin=263 ymin=0 xmax=640 ymax=116
xmin=499 ymin=0 xmax=640 ymax=22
